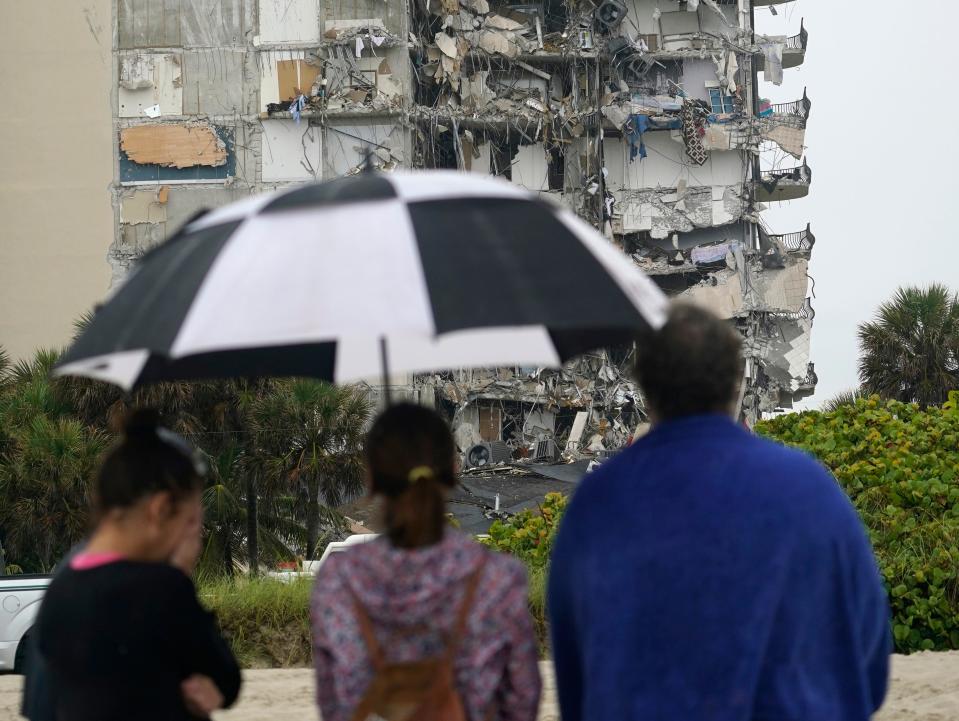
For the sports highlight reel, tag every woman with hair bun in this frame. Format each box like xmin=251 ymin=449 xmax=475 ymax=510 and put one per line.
xmin=35 ymin=409 xmax=241 ymax=721
xmin=311 ymin=403 xmax=541 ymax=721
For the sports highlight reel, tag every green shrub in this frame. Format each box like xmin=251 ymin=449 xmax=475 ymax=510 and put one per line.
xmin=757 ymin=394 xmax=959 ymax=653
xmin=484 ymin=492 xmax=568 ymax=569
xmin=483 ymin=492 xmax=568 ymax=653
xmin=199 ymin=576 xmax=313 ymax=667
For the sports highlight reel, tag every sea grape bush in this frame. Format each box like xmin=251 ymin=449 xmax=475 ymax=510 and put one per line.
xmin=484 ymin=492 xmax=569 ymax=570
xmin=758 ymin=393 xmax=959 ymax=652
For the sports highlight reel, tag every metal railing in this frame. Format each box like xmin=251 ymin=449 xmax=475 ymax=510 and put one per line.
xmin=775 ymin=297 xmax=816 ymax=323
xmin=769 ymin=88 xmax=811 ymax=122
xmin=784 ymin=19 xmax=807 ymax=51
xmin=762 ymin=159 xmax=812 ymax=185
xmin=770 ymin=223 xmax=815 ymax=253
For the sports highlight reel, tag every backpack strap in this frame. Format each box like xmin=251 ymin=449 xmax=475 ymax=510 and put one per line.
xmin=445 ymin=557 xmax=487 ymax=661
xmin=350 ymin=590 xmax=386 ymax=670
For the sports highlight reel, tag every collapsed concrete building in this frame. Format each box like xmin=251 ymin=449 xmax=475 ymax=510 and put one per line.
xmin=111 ymin=0 xmax=814 ymax=463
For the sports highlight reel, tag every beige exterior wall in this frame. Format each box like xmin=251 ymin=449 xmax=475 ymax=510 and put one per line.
xmin=0 ymin=1 xmax=114 ymax=360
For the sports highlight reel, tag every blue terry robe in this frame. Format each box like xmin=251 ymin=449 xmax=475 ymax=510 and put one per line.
xmin=548 ymin=414 xmax=890 ymax=721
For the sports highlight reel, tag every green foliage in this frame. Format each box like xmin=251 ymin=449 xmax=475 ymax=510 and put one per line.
xmin=484 ymin=492 xmax=568 ymax=570
xmin=757 ymin=396 xmax=959 ymax=653
xmin=248 ymin=380 xmax=372 ymax=559
xmin=822 ymin=388 xmax=864 ymax=413
xmin=483 ymin=493 xmax=568 ymax=655
xmin=0 ymin=340 xmax=372 ymax=575
xmin=198 ymin=576 xmax=313 ymax=667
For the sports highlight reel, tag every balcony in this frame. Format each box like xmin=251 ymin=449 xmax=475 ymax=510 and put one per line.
xmin=764 ymin=88 xmax=811 ymax=128
xmin=755 ymin=20 xmax=808 ymax=70
xmin=770 ymin=223 xmax=815 ymax=256
xmin=756 ymin=159 xmax=811 ymax=202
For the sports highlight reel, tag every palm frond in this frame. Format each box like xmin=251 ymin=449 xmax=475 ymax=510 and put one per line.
xmin=858 ymin=284 xmax=959 ymax=407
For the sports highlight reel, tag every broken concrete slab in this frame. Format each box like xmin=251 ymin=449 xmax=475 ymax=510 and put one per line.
xmin=435 ymin=32 xmax=458 ymax=58
xmin=763 ymin=123 xmax=805 ymax=160
xmin=484 ymin=14 xmax=524 ymax=30
xmin=748 ymin=259 xmax=809 ymax=314
xmin=681 ymin=271 xmax=745 ymax=318
xmin=476 ymin=29 xmax=520 ymax=57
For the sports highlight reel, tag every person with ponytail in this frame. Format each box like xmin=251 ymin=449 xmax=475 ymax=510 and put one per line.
xmin=311 ymin=403 xmax=541 ymax=721
xmin=35 ymin=410 xmax=241 ymax=721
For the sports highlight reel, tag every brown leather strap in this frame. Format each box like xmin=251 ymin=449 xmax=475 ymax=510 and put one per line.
xmin=446 ymin=557 xmax=487 ymax=660
xmin=350 ymin=589 xmax=386 ymax=670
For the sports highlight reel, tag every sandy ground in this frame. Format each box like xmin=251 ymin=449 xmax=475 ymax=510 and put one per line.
xmin=1 ymin=654 xmax=957 ymax=720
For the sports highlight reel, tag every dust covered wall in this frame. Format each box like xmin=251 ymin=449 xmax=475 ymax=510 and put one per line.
xmin=604 ymin=133 xmax=746 ymax=191
xmin=0 ymin=0 xmax=114 ymax=361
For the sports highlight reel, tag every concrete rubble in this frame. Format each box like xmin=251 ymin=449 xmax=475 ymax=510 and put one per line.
xmin=109 ymin=0 xmax=815 ymax=448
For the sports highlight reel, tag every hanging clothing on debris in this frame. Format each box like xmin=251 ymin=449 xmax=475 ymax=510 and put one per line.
xmin=626 ymin=114 xmax=650 ymax=162
xmin=681 ymin=101 xmax=708 ymax=166
xmin=290 ymin=94 xmax=307 ymax=123
xmin=758 ymin=98 xmax=774 ymax=117
xmin=760 ymin=42 xmax=784 ymax=85
xmin=717 ymin=50 xmax=738 ymax=94
xmin=691 ymin=242 xmax=736 ymax=265
xmin=603 ymin=191 xmax=615 ymax=221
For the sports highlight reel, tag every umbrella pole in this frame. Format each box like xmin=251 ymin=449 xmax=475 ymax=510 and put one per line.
xmin=380 ymin=336 xmax=392 ymax=407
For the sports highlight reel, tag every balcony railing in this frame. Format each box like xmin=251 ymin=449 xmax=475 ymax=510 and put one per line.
xmin=763 ymin=159 xmax=812 ymax=186
xmin=770 ymin=223 xmax=815 ymax=253
xmin=769 ymin=88 xmax=811 ymax=123
xmin=775 ymin=298 xmax=816 ymax=323
xmin=784 ymin=19 xmax=808 ymax=51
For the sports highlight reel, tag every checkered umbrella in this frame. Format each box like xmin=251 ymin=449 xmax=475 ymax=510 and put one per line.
xmin=56 ymin=171 xmax=667 ymax=390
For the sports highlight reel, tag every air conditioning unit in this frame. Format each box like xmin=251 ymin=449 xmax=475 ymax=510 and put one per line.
xmin=465 ymin=441 xmax=512 ymax=469
xmin=533 ymin=439 xmax=559 ymax=461
xmin=595 ymin=0 xmax=627 ymax=32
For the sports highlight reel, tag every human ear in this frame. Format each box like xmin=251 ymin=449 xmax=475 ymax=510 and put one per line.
xmin=146 ymin=491 xmax=176 ymax=525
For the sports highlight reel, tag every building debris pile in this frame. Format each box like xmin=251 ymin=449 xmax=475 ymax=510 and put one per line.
xmin=413 ymin=350 xmax=643 ymax=467
xmin=110 ymin=0 xmax=815 ymax=442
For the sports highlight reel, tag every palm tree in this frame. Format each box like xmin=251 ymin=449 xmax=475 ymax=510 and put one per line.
xmin=822 ymin=388 xmax=865 ymax=413
xmin=0 ymin=346 xmax=11 ymax=388
xmin=250 ymin=381 xmax=371 ymax=559
xmin=0 ymin=411 xmax=108 ymax=571
xmin=858 ymin=284 xmax=959 ymax=407
xmin=198 ymin=437 xmax=303 ymax=577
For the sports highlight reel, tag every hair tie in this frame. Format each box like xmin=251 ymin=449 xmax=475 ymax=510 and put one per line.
xmin=407 ymin=466 xmax=434 ymax=484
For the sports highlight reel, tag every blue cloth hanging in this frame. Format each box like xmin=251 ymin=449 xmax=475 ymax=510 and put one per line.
xmin=627 ymin=114 xmax=650 ymax=162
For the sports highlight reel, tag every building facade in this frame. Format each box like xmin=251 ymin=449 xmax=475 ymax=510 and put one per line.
xmin=0 ymin=1 xmax=114 ymax=362
xmin=109 ymin=0 xmax=813 ymax=457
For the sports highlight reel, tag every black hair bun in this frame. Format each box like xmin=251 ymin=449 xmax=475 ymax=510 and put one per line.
xmin=124 ymin=408 xmax=161 ymax=441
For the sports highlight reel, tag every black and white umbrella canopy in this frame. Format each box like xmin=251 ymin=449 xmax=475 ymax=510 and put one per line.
xmin=56 ymin=171 xmax=668 ymax=390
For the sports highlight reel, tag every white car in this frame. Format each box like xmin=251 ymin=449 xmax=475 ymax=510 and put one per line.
xmin=308 ymin=534 xmax=379 ymax=574
xmin=0 ymin=574 xmax=52 ymax=673
xmin=263 ymin=535 xmax=380 ymax=583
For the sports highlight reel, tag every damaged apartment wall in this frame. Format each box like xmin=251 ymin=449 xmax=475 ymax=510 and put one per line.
xmin=111 ymin=0 xmax=259 ymax=280
xmin=106 ymin=0 xmax=816 ymax=435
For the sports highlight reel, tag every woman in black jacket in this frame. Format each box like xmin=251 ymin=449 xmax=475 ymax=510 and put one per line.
xmin=36 ymin=410 xmax=241 ymax=721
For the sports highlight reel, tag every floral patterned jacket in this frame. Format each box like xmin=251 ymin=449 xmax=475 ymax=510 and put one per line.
xmin=311 ymin=530 xmax=542 ymax=721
